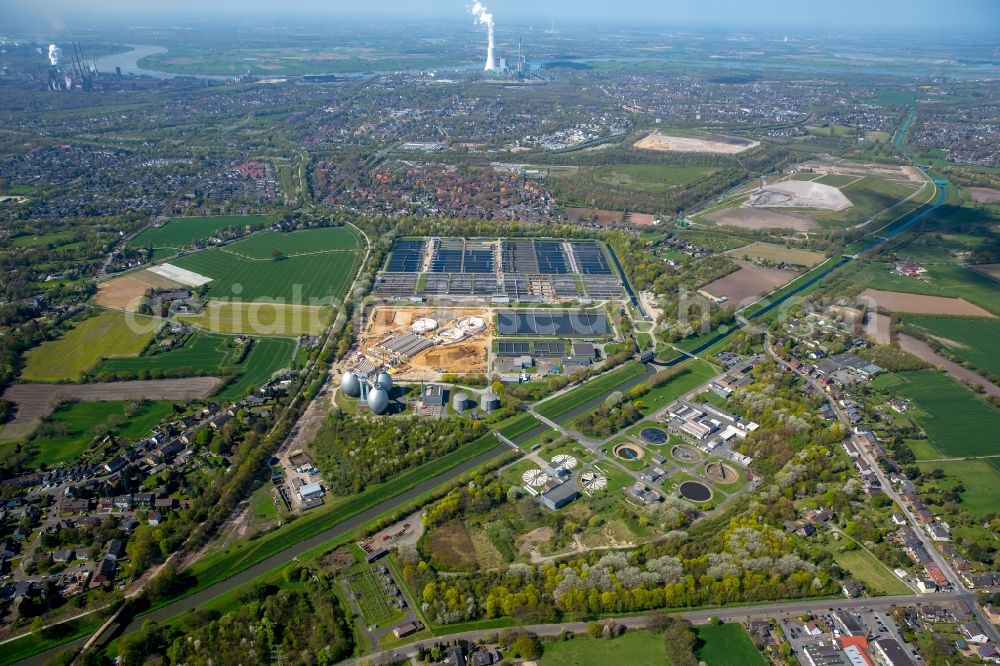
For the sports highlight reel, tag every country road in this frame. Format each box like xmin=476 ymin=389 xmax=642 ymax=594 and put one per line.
xmin=343 ymin=591 xmax=970 ymax=666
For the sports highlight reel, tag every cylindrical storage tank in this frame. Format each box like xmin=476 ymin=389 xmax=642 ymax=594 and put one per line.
xmin=376 ymin=371 xmax=393 ymax=392
xmin=481 ymin=391 xmax=499 ymax=413
xmin=453 ymin=392 xmax=469 ymax=412
xmin=368 ymin=384 xmax=389 ymax=415
xmin=340 ymin=372 xmax=361 ymax=398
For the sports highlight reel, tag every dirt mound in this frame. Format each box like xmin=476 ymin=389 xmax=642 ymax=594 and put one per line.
xmin=752 ymin=180 xmax=852 ymax=211
xmin=412 ymin=343 xmax=486 ymax=371
xmin=636 ymin=132 xmax=758 ymax=154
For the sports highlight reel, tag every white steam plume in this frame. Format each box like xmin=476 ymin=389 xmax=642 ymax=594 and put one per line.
xmin=48 ymin=44 xmax=61 ymax=66
xmin=470 ymin=1 xmax=496 ymax=71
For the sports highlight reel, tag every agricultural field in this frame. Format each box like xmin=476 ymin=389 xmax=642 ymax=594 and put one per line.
xmin=902 ymin=316 xmax=1000 ymax=376
xmin=0 ymin=400 xmax=174 ymax=467
xmin=21 ymin=310 xmax=160 ymax=382
xmin=212 ymin=336 xmax=295 ymax=399
xmin=538 ymin=630 xmax=668 ymax=666
xmin=859 ymin=289 xmax=993 ymax=318
xmin=169 ymin=247 xmax=358 ymax=302
xmin=725 ymin=242 xmax=826 ymax=268
xmin=831 ymin=548 xmax=912 ymax=596
xmin=700 ymin=260 xmax=800 ymax=307
xmin=693 ymin=623 xmax=768 ymax=666
xmin=128 ymin=215 xmax=273 ymax=250
xmin=96 ymin=332 xmax=294 ymax=399
xmin=849 ymin=263 xmax=1000 ymax=316
xmin=178 ymin=301 xmax=333 ymax=336
xmin=221 ymin=226 xmax=360 ymax=259
xmin=888 ymin=370 xmax=1000 ymax=458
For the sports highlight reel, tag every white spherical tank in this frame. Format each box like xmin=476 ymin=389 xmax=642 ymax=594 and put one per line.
xmin=340 ymin=372 xmax=361 ymax=398
xmin=368 ymin=384 xmax=390 ymax=415
xmin=376 ymin=371 xmax=393 ymax=392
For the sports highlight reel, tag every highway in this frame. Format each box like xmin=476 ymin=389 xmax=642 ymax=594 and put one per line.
xmin=342 ymin=591 xmax=971 ymax=666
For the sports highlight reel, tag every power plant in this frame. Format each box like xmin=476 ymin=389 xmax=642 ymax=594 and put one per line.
xmin=471 ymin=1 xmax=497 ymax=71
xmin=40 ymin=41 xmax=98 ymax=91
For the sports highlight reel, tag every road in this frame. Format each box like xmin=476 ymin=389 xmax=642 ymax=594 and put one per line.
xmin=761 ymin=335 xmax=1000 ymax=646
xmin=343 ymin=591 xmax=971 ymax=666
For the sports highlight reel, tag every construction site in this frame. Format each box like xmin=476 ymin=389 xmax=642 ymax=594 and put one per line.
xmin=346 ymin=306 xmax=491 ymax=380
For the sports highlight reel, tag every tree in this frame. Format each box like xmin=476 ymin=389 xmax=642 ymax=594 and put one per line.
xmin=511 ymin=635 xmax=540 ymax=659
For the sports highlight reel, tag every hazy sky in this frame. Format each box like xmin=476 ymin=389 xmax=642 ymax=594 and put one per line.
xmin=7 ymin=0 xmax=999 ymax=30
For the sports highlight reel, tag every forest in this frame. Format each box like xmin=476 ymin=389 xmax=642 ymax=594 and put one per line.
xmin=96 ymin=574 xmax=353 ymax=666
xmin=309 ymin=411 xmax=488 ymax=494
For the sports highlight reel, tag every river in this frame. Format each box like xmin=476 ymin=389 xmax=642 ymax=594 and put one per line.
xmin=92 ymin=44 xmax=227 ymax=80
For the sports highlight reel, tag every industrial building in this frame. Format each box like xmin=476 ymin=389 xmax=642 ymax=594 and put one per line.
xmin=374 ymin=238 xmax=628 ymax=303
xmin=298 ymin=482 xmax=324 ymax=502
xmin=539 ymin=482 xmax=579 ymax=511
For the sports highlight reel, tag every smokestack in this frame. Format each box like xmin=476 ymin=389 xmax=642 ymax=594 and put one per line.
xmin=47 ymin=44 xmax=61 ymax=67
xmin=470 ymin=1 xmax=497 ymax=71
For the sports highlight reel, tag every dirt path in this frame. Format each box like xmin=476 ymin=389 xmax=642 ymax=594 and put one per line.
xmin=898 ymin=334 xmax=1000 ymax=398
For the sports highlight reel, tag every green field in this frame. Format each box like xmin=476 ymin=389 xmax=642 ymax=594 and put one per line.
xmin=0 ymin=614 xmax=105 ymax=666
xmin=222 ymin=226 xmax=360 ymax=259
xmin=916 ymin=458 xmax=1000 ymax=518
xmin=137 ymin=46 xmax=460 ymax=76
xmin=539 ymin=630 xmax=667 ymax=666
xmin=814 ymin=173 xmax=859 ymax=187
xmin=592 ymin=164 xmax=718 ymax=193
xmin=5 ymin=400 xmax=174 ymax=467
xmin=216 ymin=337 xmax=296 ymax=399
xmin=12 ymin=230 xmax=77 ymax=248
xmin=169 ymin=247 xmax=358 ymax=303
xmin=177 ymin=301 xmax=332 ymax=336
xmin=890 ymin=370 xmax=1000 ymax=458
xmin=536 ymin=362 xmax=647 ymax=420
xmin=813 ymin=175 xmax=921 ymax=227
xmin=848 ymin=262 xmax=1000 ymax=316
xmin=128 ymin=215 xmax=272 ymax=250
xmin=903 ymin=317 xmax=1000 ymax=376
xmin=22 ymin=310 xmax=160 ymax=382
xmin=96 ymin=332 xmax=294 ymax=398
xmin=726 ymin=242 xmax=827 ymax=268
xmin=639 ymin=360 xmax=718 ymax=414
xmin=832 ymin=549 xmax=912 ymax=596
xmin=693 ymin=623 xmax=767 ymax=666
